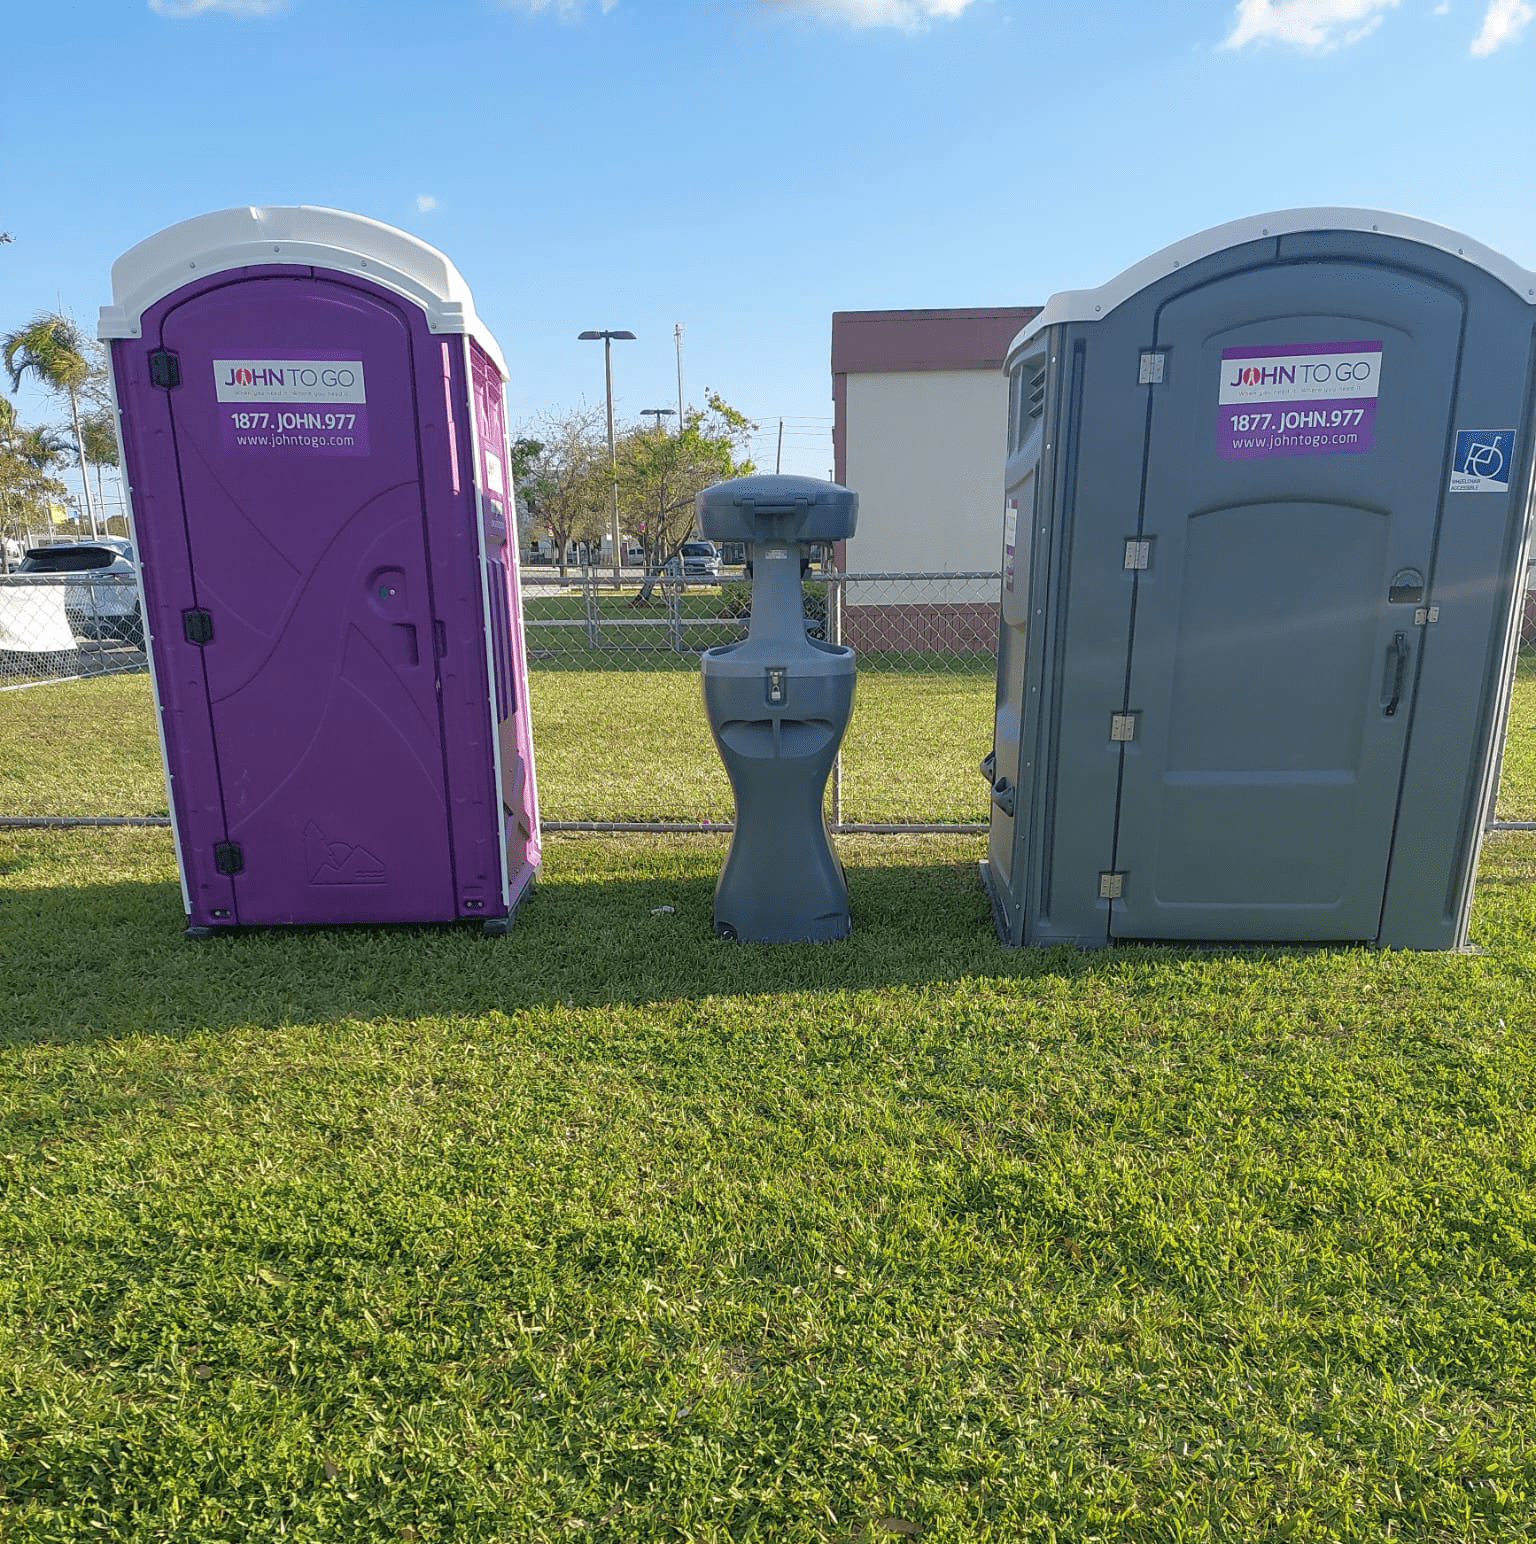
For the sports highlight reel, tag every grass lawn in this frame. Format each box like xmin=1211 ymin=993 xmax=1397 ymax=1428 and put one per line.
xmin=2 ymin=661 xmax=1536 ymax=1540
xmin=1496 ymin=653 xmax=1536 ymax=822
xmin=0 ymin=666 xmax=997 ymax=826
xmin=529 ymin=671 xmax=992 ymax=825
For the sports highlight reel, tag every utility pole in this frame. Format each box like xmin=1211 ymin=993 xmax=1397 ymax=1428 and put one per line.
xmin=775 ymin=418 xmax=784 ymax=475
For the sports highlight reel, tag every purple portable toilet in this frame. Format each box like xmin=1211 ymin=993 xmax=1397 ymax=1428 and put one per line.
xmin=99 ymin=206 xmax=540 ymax=937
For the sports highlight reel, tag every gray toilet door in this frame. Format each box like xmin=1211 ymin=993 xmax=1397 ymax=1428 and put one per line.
xmin=1111 ymin=261 xmax=1462 ymax=941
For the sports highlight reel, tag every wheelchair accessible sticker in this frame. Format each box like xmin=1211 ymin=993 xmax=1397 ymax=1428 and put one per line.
xmin=1449 ymin=430 xmax=1514 ymax=494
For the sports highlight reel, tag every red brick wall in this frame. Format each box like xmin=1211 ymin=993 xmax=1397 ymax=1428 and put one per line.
xmin=840 ymin=593 xmax=1536 ymax=656
xmin=844 ymin=602 xmax=999 ymax=655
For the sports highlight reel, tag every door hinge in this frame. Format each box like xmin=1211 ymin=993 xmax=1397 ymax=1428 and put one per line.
xmin=1124 ymin=539 xmax=1152 ymax=571
xmin=1099 ymin=871 xmax=1125 ymax=900
xmin=1414 ymin=604 xmax=1440 ymax=626
xmin=183 ymin=608 xmax=213 ymax=645
xmin=1138 ymin=351 xmax=1166 ymax=385
xmin=1110 ymin=712 xmax=1138 ymax=743
xmin=214 ymin=841 xmax=244 ymax=876
xmin=148 ymin=348 xmax=181 ymax=390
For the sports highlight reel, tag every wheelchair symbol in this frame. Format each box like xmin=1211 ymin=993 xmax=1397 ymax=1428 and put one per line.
xmin=1462 ymin=438 xmax=1506 ymax=483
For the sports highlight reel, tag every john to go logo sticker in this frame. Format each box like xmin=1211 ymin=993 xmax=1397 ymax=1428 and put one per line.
xmin=1217 ymin=340 xmax=1382 ymax=461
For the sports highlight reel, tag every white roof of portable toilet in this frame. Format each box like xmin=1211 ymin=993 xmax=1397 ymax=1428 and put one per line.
xmin=98 ymin=205 xmax=508 ymax=379
xmin=1009 ymin=207 xmax=1536 ymax=357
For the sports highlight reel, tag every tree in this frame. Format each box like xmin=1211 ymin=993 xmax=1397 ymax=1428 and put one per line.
xmin=3 ymin=312 xmax=99 ymax=537
xmin=508 ymin=434 xmax=543 ymax=547
xmin=617 ymin=391 xmax=756 ymax=603
xmin=510 ymin=404 xmax=610 ymax=579
xmin=14 ymin=423 xmax=71 ymax=471
xmin=0 ymin=397 xmax=69 ymax=558
xmin=78 ymin=407 xmax=119 ymax=528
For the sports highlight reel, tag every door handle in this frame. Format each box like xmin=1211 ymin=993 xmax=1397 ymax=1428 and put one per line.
xmin=991 ymin=776 xmax=1017 ymax=817
xmin=391 ymin=622 xmax=419 ymax=666
xmin=1381 ymin=632 xmax=1408 ymax=718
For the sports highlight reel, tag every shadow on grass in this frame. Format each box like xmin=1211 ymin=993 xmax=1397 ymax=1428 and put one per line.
xmin=8 ymin=828 xmax=1533 ymax=1048
xmin=0 ymin=837 xmax=1248 ymax=1047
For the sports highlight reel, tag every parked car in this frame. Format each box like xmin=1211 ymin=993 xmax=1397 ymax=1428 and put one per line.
xmin=18 ymin=542 xmax=144 ymax=648
xmin=673 ymin=540 xmax=721 ymax=578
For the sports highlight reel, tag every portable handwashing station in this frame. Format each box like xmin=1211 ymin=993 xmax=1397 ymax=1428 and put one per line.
xmin=698 ymin=475 xmax=858 ymax=942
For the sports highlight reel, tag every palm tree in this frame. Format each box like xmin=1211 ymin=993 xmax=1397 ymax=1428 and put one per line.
xmin=79 ymin=407 xmax=120 ymax=528
xmin=15 ymin=424 xmax=70 ymax=470
xmin=3 ymin=312 xmax=99 ymax=537
xmin=0 ymin=397 xmax=69 ymax=556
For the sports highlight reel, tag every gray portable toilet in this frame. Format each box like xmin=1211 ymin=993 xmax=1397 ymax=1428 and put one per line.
xmin=698 ymin=475 xmax=858 ymax=942
xmin=982 ymin=209 xmax=1536 ymax=951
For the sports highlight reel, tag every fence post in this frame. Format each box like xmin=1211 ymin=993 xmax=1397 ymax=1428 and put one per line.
xmin=829 ymin=568 xmax=843 ymax=829
xmin=582 ymin=568 xmax=598 ymax=649
xmin=667 ymin=576 xmax=683 ymax=652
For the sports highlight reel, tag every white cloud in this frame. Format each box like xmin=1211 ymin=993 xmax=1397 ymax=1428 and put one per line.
xmin=769 ymin=0 xmax=977 ymax=30
xmin=1433 ymin=2 xmax=1450 ymax=13
xmin=501 ymin=0 xmax=617 ymax=17
xmin=1471 ymin=0 xmax=1534 ymax=52
xmin=148 ymin=0 xmax=287 ymax=15
xmin=415 ymin=195 xmax=438 ymax=213
xmin=1222 ymin=0 xmax=1399 ymax=51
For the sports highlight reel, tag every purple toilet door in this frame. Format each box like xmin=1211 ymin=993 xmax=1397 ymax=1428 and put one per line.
xmin=158 ymin=275 xmax=457 ymax=925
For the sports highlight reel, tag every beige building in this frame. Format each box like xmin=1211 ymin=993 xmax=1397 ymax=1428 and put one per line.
xmin=831 ymin=306 xmax=1039 ymax=650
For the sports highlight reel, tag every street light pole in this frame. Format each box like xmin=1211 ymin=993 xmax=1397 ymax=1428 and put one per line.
xmin=578 ymin=328 xmax=636 ymax=580
xmin=674 ymin=323 xmax=685 ymax=429
xmin=640 ymin=408 xmax=675 ymax=432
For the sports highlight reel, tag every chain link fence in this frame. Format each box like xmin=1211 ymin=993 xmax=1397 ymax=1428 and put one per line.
xmin=0 ymin=573 xmax=147 ymax=689
xmin=6 ymin=566 xmax=1536 ymax=833
xmin=0 ymin=568 xmax=1000 ymax=830
xmin=520 ymin=569 xmax=998 ymax=829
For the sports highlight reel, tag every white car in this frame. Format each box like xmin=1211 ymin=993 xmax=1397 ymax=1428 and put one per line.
xmin=19 ymin=542 xmax=144 ymax=648
xmin=671 ymin=540 xmax=722 ymax=578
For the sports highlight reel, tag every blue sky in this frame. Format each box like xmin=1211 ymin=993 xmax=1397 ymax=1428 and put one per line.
xmin=3 ymin=0 xmax=1533 ymax=501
